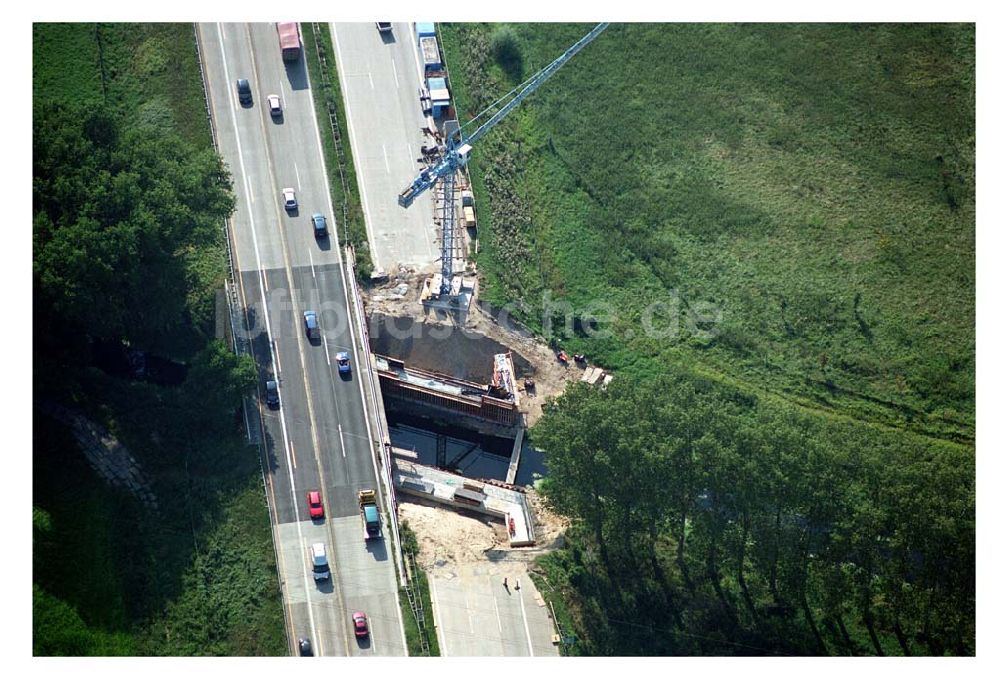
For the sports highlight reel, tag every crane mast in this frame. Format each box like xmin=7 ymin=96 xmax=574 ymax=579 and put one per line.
xmin=398 ymin=22 xmax=609 ymax=299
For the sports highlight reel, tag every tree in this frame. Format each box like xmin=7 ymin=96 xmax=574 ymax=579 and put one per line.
xmin=490 ymin=26 xmax=523 ymax=81
xmin=531 ymin=364 xmax=974 ymax=656
xmin=183 ymin=340 xmax=256 ymax=426
xmin=33 ymin=103 xmax=235 ymax=356
xmin=535 ymin=382 xmax=620 ymax=564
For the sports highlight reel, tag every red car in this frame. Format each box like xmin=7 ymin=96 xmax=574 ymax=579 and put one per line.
xmin=306 ymin=490 xmax=324 ymax=519
xmin=352 ymin=611 xmax=369 ymax=638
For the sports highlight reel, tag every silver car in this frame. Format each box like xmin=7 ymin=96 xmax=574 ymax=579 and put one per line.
xmin=267 ymin=94 xmax=282 ymax=118
xmin=310 ymin=542 xmax=330 ymax=582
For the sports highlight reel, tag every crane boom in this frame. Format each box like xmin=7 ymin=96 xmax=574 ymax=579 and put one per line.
xmin=463 ymin=22 xmax=608 ymax=149
xmin=398 ymin=22 xmax=609 ymax=208
xmin=398 ymin=22 xmax=609 ymax=300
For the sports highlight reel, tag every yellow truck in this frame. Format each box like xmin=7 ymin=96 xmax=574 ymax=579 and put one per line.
xmin=358 ymin=489 xmax=382 ymax=540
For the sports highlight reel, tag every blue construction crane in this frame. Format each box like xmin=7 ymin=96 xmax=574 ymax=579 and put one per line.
xmin=399 ymin=22 xmax=609 ymax=300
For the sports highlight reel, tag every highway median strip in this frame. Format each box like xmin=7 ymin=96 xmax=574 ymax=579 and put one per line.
xmin=301 ymin=22 xmax=373 ymax=280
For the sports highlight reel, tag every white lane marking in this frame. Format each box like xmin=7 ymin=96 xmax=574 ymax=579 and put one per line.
xmin=327 ymin=23 xmax=408 ymax=653
xmin=273 ymin=339 xmax=281 ymax=372
xmin=248 ymin=180 xmax=254 ymax=203
xmin=261 ymin=268 xmax=269 ymax=292
xmin=467 ymin=587 xmax=475 ymax=636
xmin=517 ymin=584 xmax=534 ymax=657
xmin=264 ymin=31 xmax=350 ymax=656
xmin=280 ymin=78 xmax=285 ymax=101
xmin=309 ymin=249 xmax=316 ymax=279
xmin=323 ymin=336 xmax=331 ymax=366
xmin=289 ymin=439 xmax=297 ymax=469
xmin=382 ymin=144 xmax=390 ymax=174
xmin=409 ymin=144 xmax=416 ymax=173
xmin=391 ymin=57 xmax=399 ymax=88
xmin=368 ymin=620 xmax=375 ymax=655
xmin=369 ymin=72 xmax=374 ymax=89
xmin=493 ymin=590 xmax=503 ymax=637
xmin=429 ymin=575 xmax=448 ymax=657
xmin=213 ymin=21 xmax=318 ymax=649
xmin=294 ymin=162 xmax=301 ymax=190
xmin=407 ymin=22 xmax=423 ymax=80
xmin=331 ymin=22 xmax=381 ymax=269
xmin=338 ymin=424 xmax=346 ymax=458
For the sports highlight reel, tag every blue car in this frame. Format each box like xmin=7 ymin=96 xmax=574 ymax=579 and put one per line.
xmin=336 ymin=351 xmax=351 ymax=375
xmin=303 ymin=311 xmax=319 ymax=340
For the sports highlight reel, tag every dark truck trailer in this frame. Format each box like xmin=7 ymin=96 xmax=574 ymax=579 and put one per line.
xmin=358 ymin=489 xmax=383 ymax=540
xmin=277 ymin=22 xmax=302 ymax=61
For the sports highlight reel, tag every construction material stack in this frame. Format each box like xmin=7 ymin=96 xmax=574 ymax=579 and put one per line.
xmin=427 ymin=77 xmax=450 ymax=119
xmin=421 ymin=35 xmax=442 ymax=75
xmin=462 ymin=190 xmax=477 ymax=230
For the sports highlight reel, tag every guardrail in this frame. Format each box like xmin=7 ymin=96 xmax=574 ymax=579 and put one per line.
xmin=308 ymin=22 xmax=352 ymax=250
xmin=192 ymin=23 xmax=293 ymax=653
xmin=344 ymin=246 xmax=408 ymax=587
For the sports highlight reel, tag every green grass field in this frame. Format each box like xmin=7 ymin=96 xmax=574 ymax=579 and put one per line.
xmin=34 ymin=23 xmax=212 ymax=148
xmin=441 ymin=21 xmax=974 ymax=656
xmin=443 ymin=23 xmax=974 ymax=443
xmin=33 ymin=420 xmax=136 ymax=655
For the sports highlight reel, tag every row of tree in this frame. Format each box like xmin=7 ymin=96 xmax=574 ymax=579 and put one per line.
xmin=533 ymin=370 xmax=974 ymax=655
xmin=33 ymin=103 xmax=235 ymax=362
xmin=33 ymin=101 xmax=263 ymax=655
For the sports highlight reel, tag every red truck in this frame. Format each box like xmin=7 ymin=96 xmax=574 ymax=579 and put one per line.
xmin=276 ymin=22 xmax=302 ymax=62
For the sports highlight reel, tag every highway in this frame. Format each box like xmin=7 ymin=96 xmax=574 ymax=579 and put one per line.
xmin=430 ymin=570 xmax=561 ymax=657
xmin=331 ymin=22 xmax=439 ymax=273
xmin=196 ymin=22 xmax=406 ymax=656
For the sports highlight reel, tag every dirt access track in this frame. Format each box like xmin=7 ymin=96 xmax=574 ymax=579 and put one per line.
xmin=399 ymin=488 xmax=568 ymax=570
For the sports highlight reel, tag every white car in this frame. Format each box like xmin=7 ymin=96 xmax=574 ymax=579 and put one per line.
xmin=267 ymin=94 xmax=282 ymax=117
xmin=310 ymin=542 xmax=330 ymax=581
xmin=282 ymin=187 xmax=297 ymax=212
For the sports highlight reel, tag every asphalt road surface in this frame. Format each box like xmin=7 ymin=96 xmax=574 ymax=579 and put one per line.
xmin=197 ymin=22 xmax=406 ymax=657
xmin=331 ymin=22 xmax=439 ymax=273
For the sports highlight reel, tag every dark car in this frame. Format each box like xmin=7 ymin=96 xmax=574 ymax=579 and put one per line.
xmin=311 ymin=213 xmax=328 ymax=238
xmin=265 ymin=379 xmax=279 ymax=408
xmin=236 ymin=78 xmax=252 ymax=105
xmin=352 ymin=611 xmax=369 ymax=639
xmin=298 ymin=637 xmax=312 ymax=656
xmin=303 ymin=310 xmax=319 ymax=340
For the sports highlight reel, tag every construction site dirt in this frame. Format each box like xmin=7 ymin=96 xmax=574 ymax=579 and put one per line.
xmin=365 ymin=281 xmax=579 ymax=427
xmin=399 ymin=487 xmax=569 ymax=570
